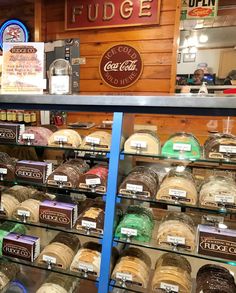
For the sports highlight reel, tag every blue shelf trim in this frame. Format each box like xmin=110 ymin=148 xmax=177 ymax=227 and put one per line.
xmin=98 ymin=112 xmax=123 ymax=293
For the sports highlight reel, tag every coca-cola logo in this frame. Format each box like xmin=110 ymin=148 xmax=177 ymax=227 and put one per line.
xmin=99 ymin=44 xmax=143 ymax=89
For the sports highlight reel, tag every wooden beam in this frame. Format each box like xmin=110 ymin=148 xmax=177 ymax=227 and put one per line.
xmin=170 ymin=0 xmax=181 ymax=93
xmin=34 ymin=0 xmax=44 ymax=41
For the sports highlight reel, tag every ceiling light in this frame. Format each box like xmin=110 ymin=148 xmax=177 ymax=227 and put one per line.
xmin=199 ymin=34 xmax=208 ymax=43
xmin=189 ymin=46 xmax=198 ymax=53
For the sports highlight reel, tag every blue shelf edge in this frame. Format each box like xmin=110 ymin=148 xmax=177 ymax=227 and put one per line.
xmin=98 ymin=112 xmax=123 ymax=293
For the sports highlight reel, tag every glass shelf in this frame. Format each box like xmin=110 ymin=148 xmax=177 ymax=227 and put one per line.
xmin=0 ymin=141 xmax=110 ymax=156
xmin=117 ymin=194 xmax=236 ymax=215
xmin=0 ymin=256 xmax=99 ymax=284
xmin=0 ymin=179 xmax=106 ymax=197
xmin=110 ymin=278 xmax=196 ymax=293
xmin=122 ymin=151 xmax=236 ymax=167
xmin=114 ymin=237 xmax=236 ymax=267
xmin=0 ymin=217 xmax=103 ymax=240
xmin=113 ymin=208 xmax=236 ymax=269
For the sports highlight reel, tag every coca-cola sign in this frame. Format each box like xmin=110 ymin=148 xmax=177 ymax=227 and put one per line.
xmin=99 ymin=44 xmax=143 ymax=89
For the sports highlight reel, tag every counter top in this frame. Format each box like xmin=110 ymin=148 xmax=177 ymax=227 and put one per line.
xmin=0 ymin=93 xmax=236 ymax=115
xmin=176 ymin=85 xmax=236 ymax=90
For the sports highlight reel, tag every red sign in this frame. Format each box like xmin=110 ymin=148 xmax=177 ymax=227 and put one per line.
xmin=99 ymin=44 xmax=143 ymax=89
xmin=188 ymin=7 xmax=212 ymax=17
xmin=65 ymin=0 xmax=161 ymax=30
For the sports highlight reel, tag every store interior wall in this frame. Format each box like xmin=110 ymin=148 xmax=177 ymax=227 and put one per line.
xmin=177 ymin=48 xmax=222 ymax=75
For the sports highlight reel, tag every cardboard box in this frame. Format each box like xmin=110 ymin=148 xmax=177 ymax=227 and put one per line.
xmin=0 ymin=123 xmax=24 ymax=144
xmin=198 ymin=224 xmax=236 ymax=261
xmin=15 ymin=160 xmax=52 ymax=184
xmin=39 ymin=200 xmax=78 ymax=229
xmin=2 ymin=232 xmax=40 ymax=262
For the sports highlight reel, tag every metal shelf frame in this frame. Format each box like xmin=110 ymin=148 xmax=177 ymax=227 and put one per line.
xmin=1 ymin=93 xmax=236 ymax=293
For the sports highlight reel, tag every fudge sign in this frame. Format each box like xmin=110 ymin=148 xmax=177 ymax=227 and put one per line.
xmin=99 ymin=44 xmax=143 ymax=89
xmin=66 ymin=0 xmax=161 ymax=30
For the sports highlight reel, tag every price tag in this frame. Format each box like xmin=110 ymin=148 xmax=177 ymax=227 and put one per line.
xmin=169 ymin=189 xmax=187 ymax=198
xmin=54 ymin=175 xmax=68 ymax=182
xmin=219 ymin=145 xmax=236 ymax=153
xmin=85 ymin=136 xmax=100 ymax=145
xmin=215 ymin=195 xmax=234 ymax=203
xmin=173 ymin=143 xmax=191 ymax=151
xmin=43 ymin=255 xmax=56 ymax=264
xmin=203 ymin=215 xmax=224 ymax=224
xmin=17 ymin=210 xmax=30 ymax=217
xmin=0 ymin=168 xmax=7 ymax=174
xmin=82 ymin=220 xmax=97 ymax=229
xmin=22 ymin=133 xmax=35 ymax=140
xmin=54 ymin=135 xmax=68 ymax=143
xmin=126 ymin=184 xmax=143 ymax=193
xmin=160 ymin=282 xmax=179 ymax=292
xmin=130 ymin=140 xmax=147 ymax=149
xmin=121 ymin=228 xmax=137 ymax=236
xmin=116 ymin=272 xmax=133 ymax=281
xmin=79 ymin=262 xmax=94 ymax=272
xmin=167 ymin=236 xmax=185 ymax=245
xmin=86 ymin=178 xmax=101 ymax=185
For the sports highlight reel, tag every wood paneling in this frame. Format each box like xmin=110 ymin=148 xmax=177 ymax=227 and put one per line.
xmin=0 ymin=3 xmax=35 ymax=41
xmin=43 ymin=0 xmax=180 ymax=94
xmin=134 ymin=114 xmax=236 ymax=144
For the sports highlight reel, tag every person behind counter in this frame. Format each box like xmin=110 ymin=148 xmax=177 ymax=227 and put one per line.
xmin=187 ymin=69 xmax=204 ymax=85
xmin=224 ymin=70 xmax=236 ymax=85
xmin=178 ymin=69 xmax=205 ymax=86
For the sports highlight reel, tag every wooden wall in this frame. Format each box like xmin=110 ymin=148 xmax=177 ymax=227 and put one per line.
xmin=43 ymin=0 xmax=180 ymax=93
xmin=0 ymin=0 xmax=233 ymax=145
xmin=0 ymin=2 xmax=35 ymax=42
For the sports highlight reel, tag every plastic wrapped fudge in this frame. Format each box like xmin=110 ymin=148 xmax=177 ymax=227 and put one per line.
xmin=12 ymin=191 xmax=51 ymax=223
xmin=75 ymin=200 xmax=105 ymax=234
xmin=152 ymin=253 xmax=192 ymax=293
xmin=47 ymin=159 xmax=89 ymax=189
xmin=156 ymin=168 xmax=198 ymax=205
xmin=156 ymin=212 xmax=196 ymax=251
xmin=70 ymin=242 xmax=102 ymax=277
xmin=204 ymin=133 xmax=236 ymax=160
xmin=78 ymin=164 xmax=108 ymax=193
xmin=124 ymin=130 xmax=160 ymax=155
xmin=37 ymin=232 xmax=81 ymax=270
xmin=196 ymin=264 xmax=236 ymax=293
xmin=81 ymin=130 xmax=112 ymax=150
xmin=112 ymin=247 xmax=151 ymax=288
xmin=1 ymin=185 xmax=35 ymax=217
xmin=115 ymin=205 xmax=154 ymax=242
xmin=19 ymin=126 xmax=53 ymax=146
xmin=0 ymin=152 xmax=16 ymax=181
xmin=119 ymin=166 xmax=159 ymax=198
xmin=199 ymin=175 xmax=236 ymax=209
xmin=48 ymin=129 xmax=82 ymax=148
xmin=161 ymin=132 xmax=201 ymax=160
xmin=36 ymin=272 xmax=79 ymax=293
xmin=0 ymin=262 xmax=19 ymax=290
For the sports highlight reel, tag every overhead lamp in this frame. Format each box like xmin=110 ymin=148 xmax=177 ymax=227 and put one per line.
xmin=189 ymin=46 xmax=198 ymax=53
xmin=199 ymin=34 xmax=208 ymax=43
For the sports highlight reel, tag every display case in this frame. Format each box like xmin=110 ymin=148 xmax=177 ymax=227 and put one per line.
xmin=0 ymin=94 xmax=236 ymax=293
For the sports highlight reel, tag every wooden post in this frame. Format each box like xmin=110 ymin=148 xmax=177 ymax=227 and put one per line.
xmin=34 ymin=0 xmax=45 ymax=42
xmin=170 ymin=0 xmax=181 ymax=93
